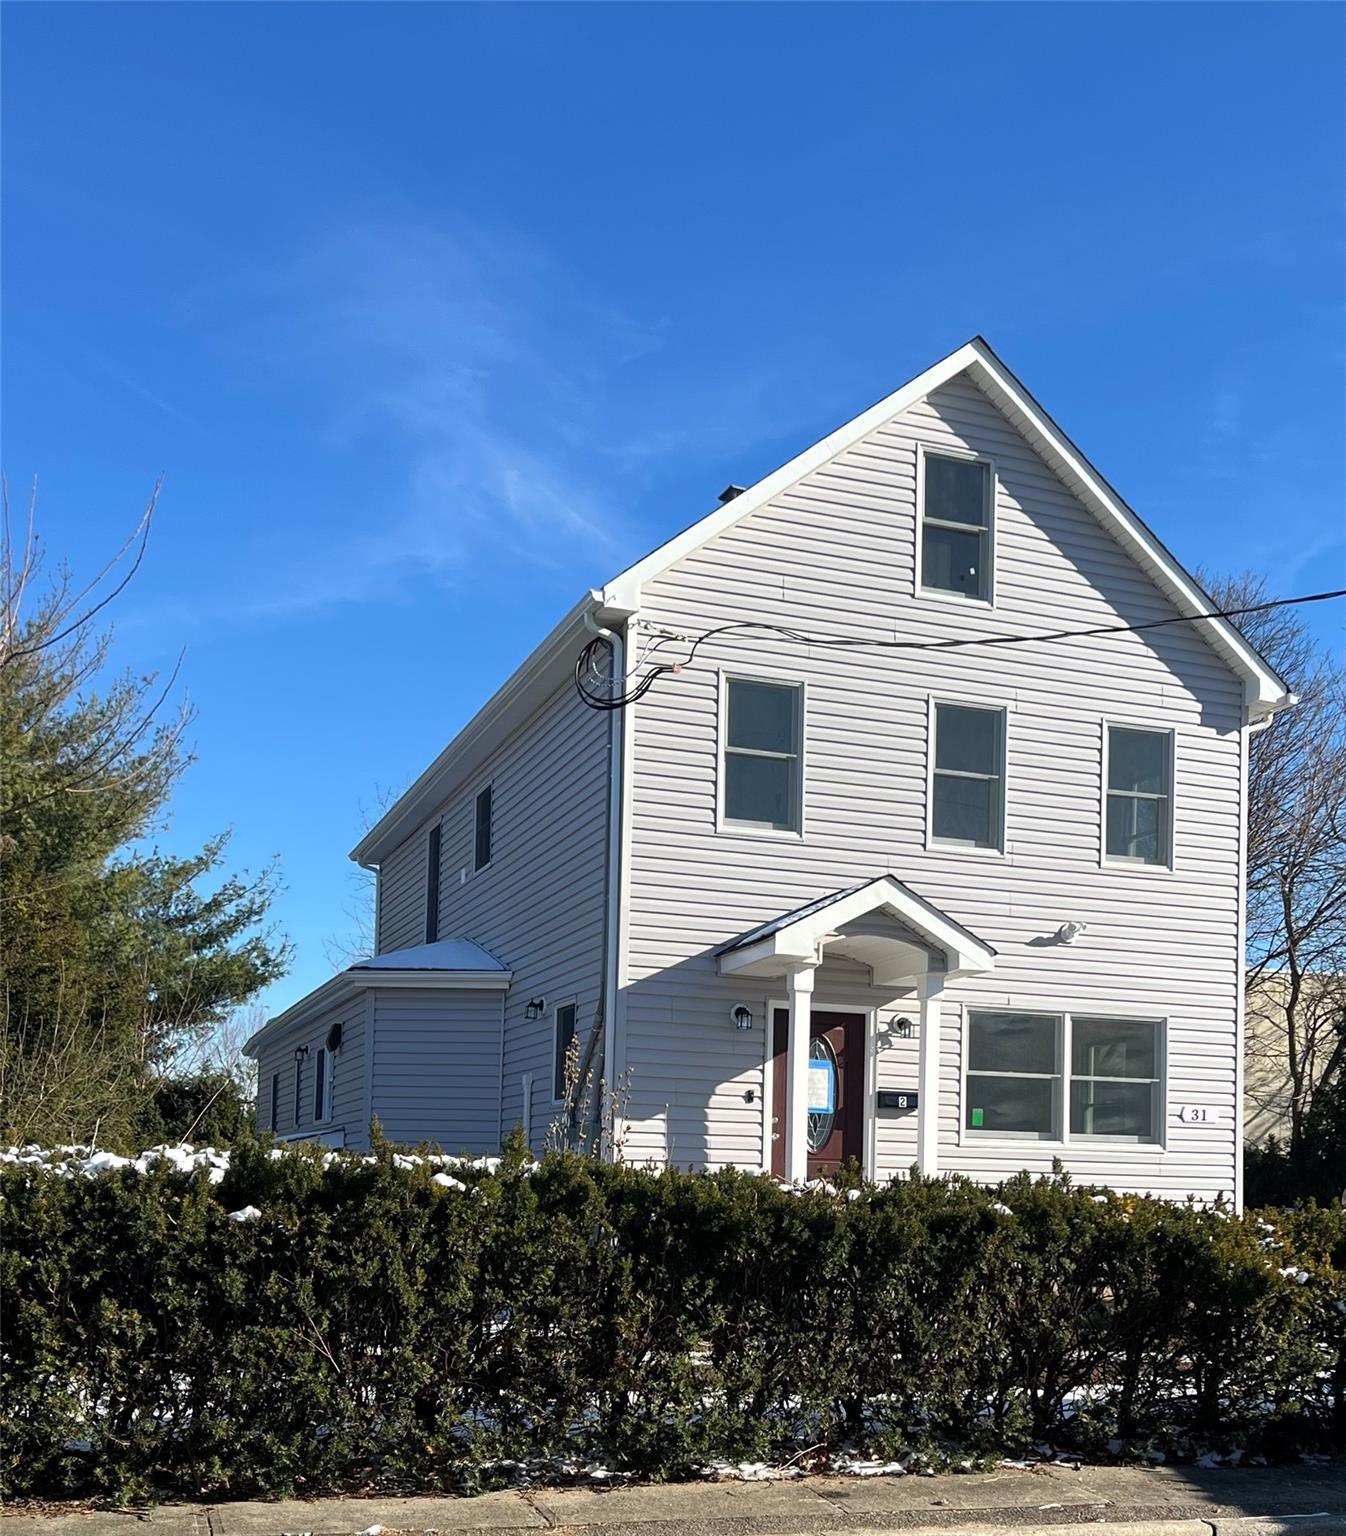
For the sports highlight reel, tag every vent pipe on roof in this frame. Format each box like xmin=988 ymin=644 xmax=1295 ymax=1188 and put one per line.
xmin=718 ymin=484 xmax=746 ymax=504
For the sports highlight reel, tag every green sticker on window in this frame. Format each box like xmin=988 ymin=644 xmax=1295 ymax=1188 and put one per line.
xmin=971 ymin=1107 xmax=984 ymax=1128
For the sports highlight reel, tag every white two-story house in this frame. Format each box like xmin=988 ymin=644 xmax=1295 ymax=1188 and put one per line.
xmin=245 ymin=337 xmax=1292 ymax=1206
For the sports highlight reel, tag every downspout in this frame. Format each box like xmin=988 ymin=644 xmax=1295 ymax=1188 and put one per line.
xmin=583 ymin=603 xmax=626 ymax=1159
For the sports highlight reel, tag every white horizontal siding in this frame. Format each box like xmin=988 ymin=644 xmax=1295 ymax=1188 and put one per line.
xmin=255 ymin=995 xmax=366 ymax=1146
xmin=619 ymin=373 xmax=1243 ymax=1202
xmin=374 ymin=678 xmax=611 ymax=1150
xmin=371 ymin=988 xmax=502 ymax=1154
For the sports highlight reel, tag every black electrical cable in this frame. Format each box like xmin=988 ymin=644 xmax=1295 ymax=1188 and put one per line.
xmin=574 ymin=587 xmax=1346 ymax=711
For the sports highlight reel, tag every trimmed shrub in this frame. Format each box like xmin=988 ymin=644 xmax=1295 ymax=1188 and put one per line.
xmin=2 ymin=1140 xmax=1344 ymax=1501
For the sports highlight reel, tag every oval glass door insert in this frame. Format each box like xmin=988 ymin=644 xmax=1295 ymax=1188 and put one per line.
xmin=807 ymin=1035 xmax=837 ymax=1152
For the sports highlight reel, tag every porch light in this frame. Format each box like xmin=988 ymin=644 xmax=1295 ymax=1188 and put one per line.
xmin=525 ymin=998 xmax=546 ymax=1021
xmin=730 ymin=1005 xmax=754 ymax=1031
xmin=892 ymin=1016 xmax=914 ymax=1039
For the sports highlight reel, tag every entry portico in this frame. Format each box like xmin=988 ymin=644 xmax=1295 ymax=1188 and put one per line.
xmin=716 ymin=876 xmax=996 ymax=1182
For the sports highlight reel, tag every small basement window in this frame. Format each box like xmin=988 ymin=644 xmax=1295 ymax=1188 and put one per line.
xmin=722 ymin=678 xmax=803 ymax=832
xmin=931 ymin=703 xmax=1004 ymax=850
xmin=474 ymin=784 xmax=493 ymax=871
xmin=553 ymin=1002 xmax=578 ymax=1102
xmin=1105 ymin=725 xmax=1172 ymax=865
xmin=920 ymin=451 xmax=992 ymax=600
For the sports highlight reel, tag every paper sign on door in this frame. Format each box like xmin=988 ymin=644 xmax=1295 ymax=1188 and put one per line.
xmin=808 ymin=1061 xmax=835 ymax=1114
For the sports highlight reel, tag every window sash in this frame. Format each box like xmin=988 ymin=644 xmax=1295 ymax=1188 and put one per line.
xmin=1105 ymin=727 xmax=1171 ymax=864
xmin=723 ymin=680 xmax=802 ymax=831
xmin=270 ymin=1073 xmax=279 ymax=1132
xmin=314 ymin=1047 xmax=328 ymax=1123
xmin=931 ymin=705 xmax=1002 ymax=849
xmin=921 ymin=454 xmax=992 ymax=599
xmin=425 ymin=824 xmax=441 ymax=943
xmin=474 ymin=786 xmax=493 ymax=870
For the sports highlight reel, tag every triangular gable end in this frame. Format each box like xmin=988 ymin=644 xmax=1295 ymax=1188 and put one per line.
xmin=600 ymin=337 xmax=1292 ymax=723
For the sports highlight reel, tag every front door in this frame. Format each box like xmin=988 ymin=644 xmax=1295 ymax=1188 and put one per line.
xmin=770 ymin=1008 xmax=865 ymax=1178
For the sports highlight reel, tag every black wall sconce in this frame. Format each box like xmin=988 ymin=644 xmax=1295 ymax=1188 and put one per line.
xmin=730 ymin=1005 xmax=754 ymax=1031
xmin=892 ymin=1016 xmax=914 ymax=1039
xmin=525 ymin=998 xmax=546 ymax=1021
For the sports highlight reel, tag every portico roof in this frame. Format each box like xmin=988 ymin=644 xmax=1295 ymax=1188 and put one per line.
xmin=715 ymin=875 xmax=996 ymax=986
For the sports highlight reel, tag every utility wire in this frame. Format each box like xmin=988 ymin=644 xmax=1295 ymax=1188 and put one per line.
xmin=574 ymin=587 xmax=1346 ymax=711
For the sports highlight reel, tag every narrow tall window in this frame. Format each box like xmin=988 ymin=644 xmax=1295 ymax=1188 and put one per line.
xmin=921 ymin=452 xmax=992 ymax=600
xmin=314 ymin=1046 xmax=329 ymax=1123
xmin=269 ymin=1072 xmax=280 ymax=1132
xmin=723 ymin=678 xmax=802 ymax=832
xmin=474 ymin=784 xmax=493 ymax=871
xmin=1106 ymin=726 xmax=1171 ymax=865
xmin=425 ymin=824 xmax=441 ymax=942
xmin=553 ymin=1002 xmax=577 ymax=1101
xmin=931 ymin=703 xmax=1003 ymax=849
xmin=294 ymin=1058 xmax=303 ymax=1124
xmin=966 ymin=1011 xmax=1061 ymax=1138
xmin=1070 ymin=1018 xmax=1160 ymax=1141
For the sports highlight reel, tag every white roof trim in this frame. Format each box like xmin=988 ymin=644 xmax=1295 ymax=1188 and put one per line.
xmin=717 ymin=874 xmax=996 ymax=982
xmin=601 ymin=336 xmax=1291 ymax=722
xmin=244 ymin=964 xmax=512 ymax=1056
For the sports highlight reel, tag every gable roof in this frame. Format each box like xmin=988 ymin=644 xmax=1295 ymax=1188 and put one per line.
xmin=600 ymin=336 xmax=1291 ymax=721
xmin=353 ymin=336 xmax=1292 ymax=867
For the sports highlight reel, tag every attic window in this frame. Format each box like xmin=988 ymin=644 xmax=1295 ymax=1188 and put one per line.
xmin=920 ymin=451 xmax=993 ymax=601
xmin=474 ymin=784 xmax=493 ymax=871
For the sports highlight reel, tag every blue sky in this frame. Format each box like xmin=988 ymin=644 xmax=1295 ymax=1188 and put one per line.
xmin=4 ymin=3 xmax=1344 ymax=1020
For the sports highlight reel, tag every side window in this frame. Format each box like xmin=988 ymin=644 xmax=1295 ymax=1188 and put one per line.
xmin=722 ymin=678 xmax=803 ymax=832
xmin=269 ymin=1072 xmax=279 ymax=1132
xmin=425 ymin=824 xmax=441 ymax=943
xmin=553 ymin=1002 xmax=578 ymax=1102
xmin=1105 ymin=725 xmax=1172 ymax=865
xmin=314 ymin=1046 xmax=329 ymax=1124
xmin=966 ymin=1011 xmax=1061 ymax=1138
xmin=294 ymin=1053 xmax=303 ymax=1125
xmin=931 ymin=703 xmax=1004 ymax=850
xmin=920 ymin=451 xmax=992 ymax=600
xmin=474 ymin=784 xmax=493 ymax=871
xmin=1071 ymin=1018 xmax=1161 ymax=1142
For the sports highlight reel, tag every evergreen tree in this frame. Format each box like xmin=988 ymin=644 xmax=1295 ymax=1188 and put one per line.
xmin=0 ymin=488 xmax=290 ymax=1147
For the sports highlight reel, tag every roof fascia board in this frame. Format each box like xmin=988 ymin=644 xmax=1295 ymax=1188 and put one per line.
xmin=244 ymin=968 xmax=513 ymax=1056
xmin=960 ymin=343 xmax=1290 ymax=717
xmin=351 ymin=593 xmax=598 ymax=867
xmin=599 ymin=338 xmax=1290 ymax=720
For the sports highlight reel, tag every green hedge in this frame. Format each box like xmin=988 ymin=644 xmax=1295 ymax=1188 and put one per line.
xmin=3 ymin=1138 xmax=1345 ymax=1501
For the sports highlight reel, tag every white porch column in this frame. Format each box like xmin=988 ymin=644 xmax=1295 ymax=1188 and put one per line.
xmin=784 ymin=964 xmax=815 ymax=1183
xmin=917 ymin=976 xmax=944 ymax=1177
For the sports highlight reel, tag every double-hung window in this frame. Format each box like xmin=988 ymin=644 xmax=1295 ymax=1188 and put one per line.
xmin=553 ymin=1002 xmax=577 ymax=1102
xmin=931 ymin=703 xmax=1004 ymax=850
xmin=1105 ymin=725 xmax=1172 ymax=865
xmin=966 ymin=1011 xmax=1163 ymax=1143
xmin=722 ymin=678 xmax=803 ymax=833
xmin=1070 ymin=1017 xmax=1161 ymax=1140
xmin=474 ymin=784 xmax=493 ymax=871
xmin=920 ymin=451 xmax=993 ymax=600
xmin=269 ymin=1072 xmax=280 ymax=1132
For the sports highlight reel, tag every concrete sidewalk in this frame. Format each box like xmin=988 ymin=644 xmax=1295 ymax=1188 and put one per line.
xmin=5 ymin=1465 xmax=1346 ymax=1536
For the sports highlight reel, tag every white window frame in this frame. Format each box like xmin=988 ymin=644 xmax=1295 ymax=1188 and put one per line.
xmin=473 ymin=781 xmax=494 ymax=874
xmin=1068 ymin=1014 xmax=1167 ymax=1146
xmin=926 ymin=696 xmax=1007 ymax=855
xmin=960 ymin=1006 xmax=1168 ymax=1150
xmin=914 ymin=442 xmax=996 ymax=607
xmin=314 ymin=1045 xmax=334 ymax=1126
xmin=552 ymin=997 xmax=579 ymax=1105
xmin=1101 ymin=721 xmax=1175 ymax=871
xmin=717 ymin=671 xmax=807 ymax=840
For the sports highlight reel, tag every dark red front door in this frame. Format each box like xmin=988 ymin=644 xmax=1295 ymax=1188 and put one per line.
xmin=771 ymin=1008 xmax=864 ymax=1178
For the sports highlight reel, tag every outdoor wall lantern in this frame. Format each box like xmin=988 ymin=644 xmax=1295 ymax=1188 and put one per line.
xmin=525 ymin=998 xmax=546 ymax=1021
xmin=730 ymin=1005 xmax=754 ymax=1031
xmin=293 ymin=1044 xmax=309 ymax=1065
xmin=892 ymin=1016 xmax=914 ymax=1039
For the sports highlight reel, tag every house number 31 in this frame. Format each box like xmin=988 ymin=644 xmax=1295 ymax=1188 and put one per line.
xmin=1177 ymin=1105 xmax=1226 ymax=1124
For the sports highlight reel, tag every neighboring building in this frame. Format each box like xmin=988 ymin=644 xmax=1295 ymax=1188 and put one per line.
xmin=1244 ymin=972 xmax=1342 ymax=1146
xmin=245 ymin=337 xmax=1293 ymax=1207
